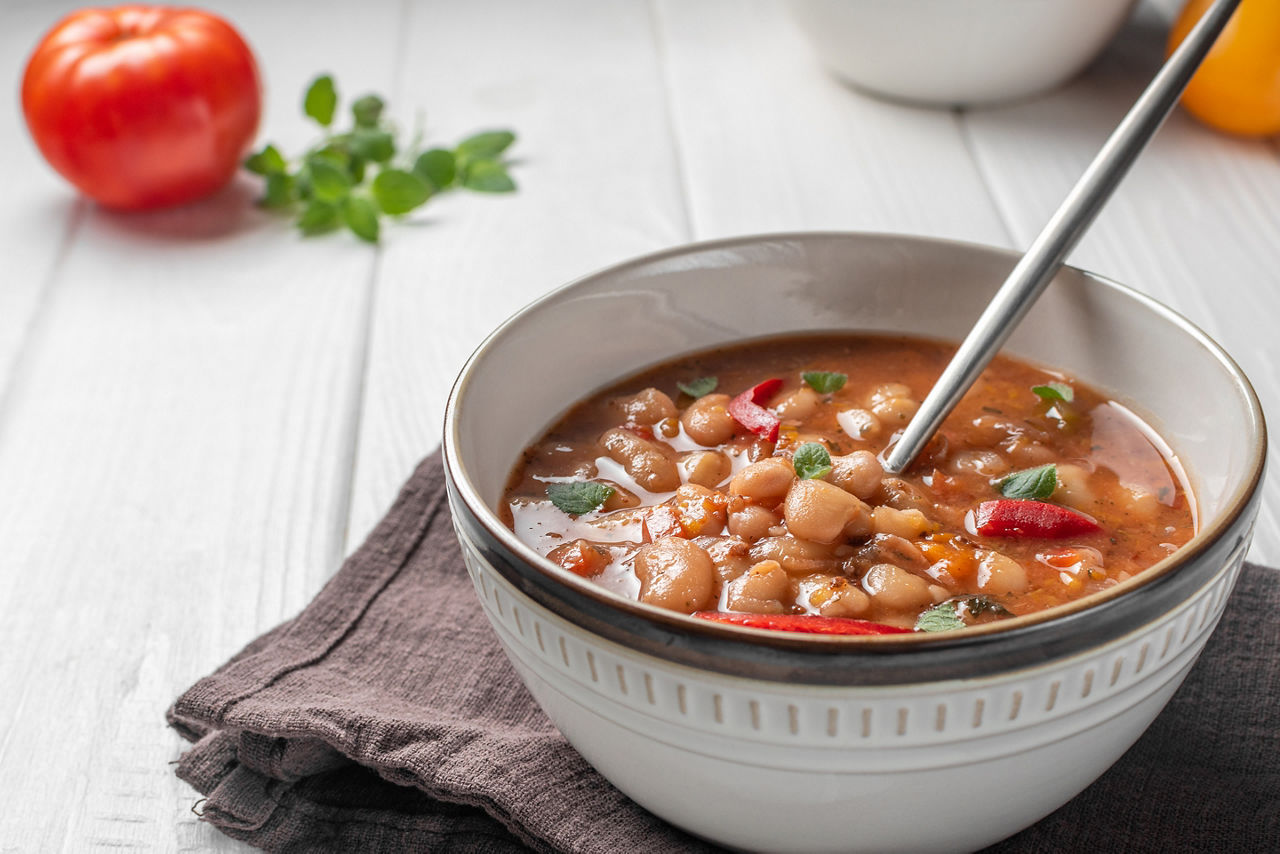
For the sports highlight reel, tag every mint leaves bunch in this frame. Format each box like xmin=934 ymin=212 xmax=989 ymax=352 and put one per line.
xmin=244 ymin=74 xmax=518 ymax=243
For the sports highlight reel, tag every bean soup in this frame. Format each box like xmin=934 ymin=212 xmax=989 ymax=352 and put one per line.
xmin=500 ymin=335 xmax=1195 ymax=635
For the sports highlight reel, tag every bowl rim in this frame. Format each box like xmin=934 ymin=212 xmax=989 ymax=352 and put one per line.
xmin=442 ymin=231 xmax=1266 ymax=682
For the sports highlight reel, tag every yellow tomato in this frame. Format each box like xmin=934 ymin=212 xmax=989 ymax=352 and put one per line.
xmin=1168 ymin=0 xmax=1280 ymax=137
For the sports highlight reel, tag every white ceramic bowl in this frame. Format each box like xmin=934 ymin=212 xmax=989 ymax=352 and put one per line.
xmin=788 ymin=0 xmax=1140 ymax=106
xmin=443 ymin=233 xmax=1265 ymax=853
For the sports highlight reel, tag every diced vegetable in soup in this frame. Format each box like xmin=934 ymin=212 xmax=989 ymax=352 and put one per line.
xmin=500 ymin=336 xmax=1195 ymax=634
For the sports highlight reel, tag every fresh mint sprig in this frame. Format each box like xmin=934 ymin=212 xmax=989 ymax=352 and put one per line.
xmin=1031 ymin=382 xmax=1074 ymax=403
xmin=801 ymin=371 xmax=847 ymax=394
xmin=677 ymin=376 xmax=718 ymax=398
xmin=245 ymin=74 xmax=518 ymax=243
xmin=997 ymin=463 xmax=1058 ymax=500
xmin=916 ymin=595 xmax=1012 ymax=632
xmin=547 ymin=481 xmax=615 ymax=516
xmin=792 ymin=442 xmax=833 ymax=480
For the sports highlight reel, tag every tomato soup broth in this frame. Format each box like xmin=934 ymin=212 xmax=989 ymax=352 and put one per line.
xmin=501 ymin=335 xmax=1195 ymax=634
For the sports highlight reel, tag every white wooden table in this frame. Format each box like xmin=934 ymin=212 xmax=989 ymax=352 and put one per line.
xmin=1 ymin=0 xmax=1275 ymax=849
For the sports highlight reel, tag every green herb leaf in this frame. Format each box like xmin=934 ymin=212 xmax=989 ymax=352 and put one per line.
xmin=307 ymin=157 xmax=352 ymax=203
xmin=1032 ymin=382 xmax=1074 ymax=403
xmin=456 ymin=129 xmax=516 ymax=160
xmin=801 ymin=371 xmax=847 ymax=394
xmin=997 ymin=463 xmax=1058 ymax=500
xmin=351 ymin=127 xmax=395 ymax=163
xmin=245 ymin=144 xmax=287 ymax=176
xmin=916 ymin=602 xmax=966 ymax=632
xmin=309 ymin=141 xmax=351 ymax=171
xmin=916 ymin=596 xmax=1013 ymax=632
xmin=792 ymin=442 xmax=832 ymax=480
xmin=260 ymin=172 xmax=297 ymax=208
xmin=413 ymin=148 xmax=456 ymax=190
xmin=371 ymin=169 xmax=432 ymax=215
xmin=340 ymin=196 xmax=380 ymax=243
xmin=251 ymin=74 xmax=519 ymax=243
xmin=351 ymin=94 xmax=384 ymax=128
xmin=296 ymin=200 xmax=340 ymax=234
xmin=462 ymin=160 xmax=517 ymax=193
xmin=348 ymin=156 xmax=367 ymax=184
xmin=676 ymin=376 xmax=718 ymax=398
xmin=547 ymin=481 xmax=615 ymax=515
xmin=304 ymin=74 xmax=338 ymax=127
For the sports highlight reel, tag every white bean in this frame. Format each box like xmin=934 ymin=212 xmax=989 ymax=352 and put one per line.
xmin=775 ymin=386 xmax=820 ymax=420
xmin=784 ymin=479 xmax=869 ymax=544
xmin=680 ymin=393 xmax=737 ymax=446
xmin=949 ymin=449 xmax=1011 ymax=477
xmin=861 ymin=563 xmax=934 ymax=611
xmin=680 ymin=450 xmax=733 ymax=488
xmin=613 ymin=387 xmax=677 ymax=425
xmin=871 ymin=505 xmax=937 ymax=539
xmin=601 ymin=428 xmax=680 ymax=492
xmin=837 ymin=408 xmax=882 ymax=441
xmin=729 ymin=457 xmax=796 ymax=505
xmin=976 ymin=550 xmax=1028 ymax=594
xmin=728 ymin=504 xmax=781 ymax=541
xmin=633 ymin=537 xmax=715 ymax=613
xmin=803 ymin=575 xmax=871 ymax=618
xmin=724 ymin=559 xmax=790 ymax=614
xmin=828 ymin=450 xmax=883 ymax=499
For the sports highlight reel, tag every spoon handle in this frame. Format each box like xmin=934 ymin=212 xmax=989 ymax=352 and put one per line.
xmin=883 ymin=0 xmax=1243 ymax=474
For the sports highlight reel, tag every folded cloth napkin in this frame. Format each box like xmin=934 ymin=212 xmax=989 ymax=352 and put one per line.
xmin=169 ymin=452 xmax=1280 ymax=853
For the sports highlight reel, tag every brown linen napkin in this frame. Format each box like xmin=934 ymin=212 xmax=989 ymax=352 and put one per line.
xmin=169 ymin=452 xmax=1280 ymax=853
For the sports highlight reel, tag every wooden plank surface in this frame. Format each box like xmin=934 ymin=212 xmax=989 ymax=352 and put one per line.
xmin=0 ymin=1 xmax=405 ymax=849
xmin=0 ymin=2 xmax=87 ymax=403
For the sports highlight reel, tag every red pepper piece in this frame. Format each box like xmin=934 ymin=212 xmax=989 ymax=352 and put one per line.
xmin=727 ymin=378 xmax=784 ymax=443
xmin=973 ymin=499 xmax=1101 ymax=538
xmin=692 ymin=611 xmax=913 ymax=635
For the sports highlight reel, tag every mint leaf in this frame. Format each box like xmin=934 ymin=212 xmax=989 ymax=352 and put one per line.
xmin=462 ymin=160 xmax=516 ymax=193
xmin=456 ymin=130 xmax=516 ymax=159
xmin=917 ymin=596 xmax=1013 ymax=632
xmin=351 ymin=94 xmax=384 ymax=128
xmin=916 ymin=602 xmax=965 ymax=632
xmin=251 ymin=75 xmax=519 ymax=243
xmin=547 ymin=481 xmax=614 ymax=515
xmin=245 ymin=144 xmax=287 ymax=176
xmin=792 ymin=442 xmax=832 ymax=480
xmin=413 ymin=148 xmax=456 ymax=190
xmin=997 ymin=463 xmax=1058 ymax=500
xmin=371 ymin=169 xmax=431 ymax=215
xmin=296 ymin=200 xmax=339 ymax=234
xmin=801 ymin=371 xmax=847 ymax=394
xmin=260 ymin=172 xmax=296 ymax=208
xmin=340 ymin=196 xmax=380 ymax=243
xmin=304 ymin=74 xmax=338 ymax=127
xmin=1032 ymin=382 xmax=1074 ymax=403
xmin=351 ymin=127 xmax=395 ymax=163
xmin=676 ymin=376 xmax=717 ymax=398
xmin=307 ymin=157 xmax=352 ymax=203
xmin=309 ymin=141 xmax=352 ymax=172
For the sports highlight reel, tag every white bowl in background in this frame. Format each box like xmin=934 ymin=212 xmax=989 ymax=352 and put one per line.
xmin=788 ymin=0 xmax=1140 ymax=106
xmin=443 ymin=233 xmax=1265 ymax=853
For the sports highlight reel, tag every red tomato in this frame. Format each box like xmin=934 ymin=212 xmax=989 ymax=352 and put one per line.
xmin=22 ymin=5 xmax=262 ymax=210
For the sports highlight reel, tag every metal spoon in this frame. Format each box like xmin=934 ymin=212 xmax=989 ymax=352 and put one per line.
xmin=883 ymin=0 xmax=1242 ymax=474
